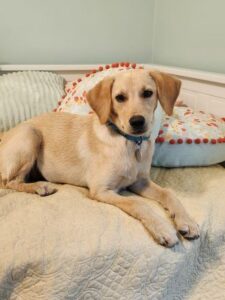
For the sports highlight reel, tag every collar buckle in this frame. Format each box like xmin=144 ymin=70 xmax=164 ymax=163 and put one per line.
xmin=136 ymin=137 xmax=143 ymax=146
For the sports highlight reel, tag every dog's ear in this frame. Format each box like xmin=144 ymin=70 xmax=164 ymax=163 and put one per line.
xmin=149 ymin=71 xmax=181 ymax=115
xmin=87 ymin=77 xmax=114 ymax=124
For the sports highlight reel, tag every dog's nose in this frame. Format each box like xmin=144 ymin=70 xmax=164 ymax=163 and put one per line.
xmin=129 ymin=115 xmax=145 ymax=129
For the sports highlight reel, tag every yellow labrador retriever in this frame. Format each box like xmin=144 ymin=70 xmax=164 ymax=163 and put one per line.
xmin=0 ymin=69 xmax=199 ymax=247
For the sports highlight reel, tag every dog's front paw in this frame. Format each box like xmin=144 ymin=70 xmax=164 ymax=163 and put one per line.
xmin=144 ymin=219 xmax=179 ymax=247
xmin=175 ymin=215 xmax=200 ymax=240
xmin=36 ymin=184 xmax=57 ymax=196
xmin=155 ymin=228 xmax=179 ymax=248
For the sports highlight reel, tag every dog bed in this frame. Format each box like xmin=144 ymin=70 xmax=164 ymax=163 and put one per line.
xmin=0 ymin=165 xmax=225 ymax=299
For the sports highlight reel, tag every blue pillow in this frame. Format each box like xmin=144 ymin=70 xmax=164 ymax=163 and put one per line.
xmin=152 ymin=107 xmax=225 ymax=167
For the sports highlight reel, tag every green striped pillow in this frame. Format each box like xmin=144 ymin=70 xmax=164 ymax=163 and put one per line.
xmin=0 ymin=71 xmax=65 ymax=132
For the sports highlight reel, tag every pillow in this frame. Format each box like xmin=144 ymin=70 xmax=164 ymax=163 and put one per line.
xmin=0 ymin=71 xmax=65 ymax=132
xmin=56 ymin=62 xmax=142 ymax=115
xmin=56 ymin=62 xmax=163 ymax=140
xmin=152 ymin=106 xmax=225 ymax=167
xmin=56 ymin=62 xmax=225 ymax=167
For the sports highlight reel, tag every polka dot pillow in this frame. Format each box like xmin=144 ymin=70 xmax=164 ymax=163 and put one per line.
xmin=56 ymin=62 xmax=143 ymax=115
xmin=152 ymin=106 xmax=225 ymax=167
xmin=56 ymin=62 xmax=163 ymax=141
xmin=55 ymin=62 xmax=225 ymax=167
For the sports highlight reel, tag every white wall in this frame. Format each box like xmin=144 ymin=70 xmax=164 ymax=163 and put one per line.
xmin=153 ymin=0 xmax=225 ymax=73
xmin=1 ymin=0 xmax=225 ymax=74
xmin=0 ymin=0 xmax=155 ymax=64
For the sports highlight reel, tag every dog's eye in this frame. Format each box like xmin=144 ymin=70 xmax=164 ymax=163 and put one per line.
xmin=115 ymin=94 xmax=126 ymax=102
xmin=142 ymin=90 xmax=153 ymax=98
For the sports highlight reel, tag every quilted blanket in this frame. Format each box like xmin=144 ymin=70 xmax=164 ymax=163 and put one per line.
xmin=0 ymin=165 xmax=225 ymax=300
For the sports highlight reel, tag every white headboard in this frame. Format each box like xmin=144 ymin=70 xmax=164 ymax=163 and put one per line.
xmin=1 ymin=64 xmax=225 ymax=116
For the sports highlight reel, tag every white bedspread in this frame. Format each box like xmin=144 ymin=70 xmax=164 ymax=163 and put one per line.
xmin=0 ymin=165 xmax=225 ymax=300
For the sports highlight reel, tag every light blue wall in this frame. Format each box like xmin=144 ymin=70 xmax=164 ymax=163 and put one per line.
xmin=0 ymin=0 xmax=155 ymax=64
xmin=153 ymin=0 xmax=225 ymax=73
xmin=0 ymin=0 xmax=225 ymax=73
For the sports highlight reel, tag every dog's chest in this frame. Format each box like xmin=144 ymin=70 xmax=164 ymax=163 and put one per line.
xmin=112 ymin=141 xmax=150 ymax=189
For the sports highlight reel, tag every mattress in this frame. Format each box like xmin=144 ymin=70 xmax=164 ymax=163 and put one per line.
xmin=0 ymin=165 xmax=225 ymax=299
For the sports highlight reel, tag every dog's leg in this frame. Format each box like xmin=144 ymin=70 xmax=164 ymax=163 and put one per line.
xmin=130 ymin=179 xmax=200 ymax=240
xmin=5 ymin=180 xmax=57 ymax=196
xmin=90 ymin=189 xmax=178 ymax=247
xmin=0 ymin=125 xmax=56 ymax=196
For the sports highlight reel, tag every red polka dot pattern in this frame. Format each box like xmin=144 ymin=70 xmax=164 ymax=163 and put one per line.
xmin=158 ymin=137 xmax=165 ymax=143
xmin=55 ymin=62 xmax=143 ymax=113
xmin=55 ymin=63 xmax=225 ymax=151
xmin=186 ymin=139 xmax=193 ymax=144
xmin=154 ymin=106 xmax=225 ymax=146
xmin=155 ymin=137 xmax=165 ymax=143
xmin=211 ymin=139 xmax=217 ymax=144
xmin=169 ymin=139 xmax=176 ymax=144
xmin=195 ymin=138 xmax=201 ymax=144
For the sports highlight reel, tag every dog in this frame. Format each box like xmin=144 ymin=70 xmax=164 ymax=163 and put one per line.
xmin=0 ymin=69 xmax=200 ymax=247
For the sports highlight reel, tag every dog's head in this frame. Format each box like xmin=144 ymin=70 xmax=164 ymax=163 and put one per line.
xmin=87 ymin=69 xmax=181 ymax=136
